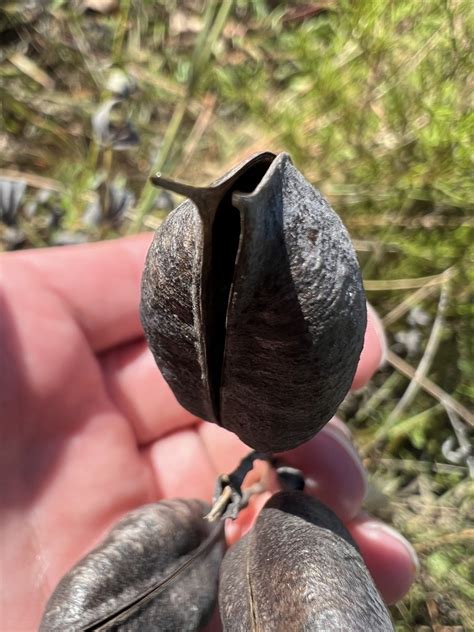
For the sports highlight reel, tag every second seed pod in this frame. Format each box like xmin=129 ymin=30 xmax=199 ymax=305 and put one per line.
xmin=219 ymin=491 xmax=394 ymax=631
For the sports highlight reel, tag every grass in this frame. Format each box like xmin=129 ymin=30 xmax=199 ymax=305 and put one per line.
xmin=1 ymin=0 xmax=473 ymax=629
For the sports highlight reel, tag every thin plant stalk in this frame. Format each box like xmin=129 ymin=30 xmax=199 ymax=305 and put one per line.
xmin=386 ymin=350 xmax=473 ymax=427
xmin=131 ymin=100 xmax=188 ymax=231
xmin=386 ymin=283 xmax=449 ymax=424
xmin=131 ymin=0 xmax=234 ymax=231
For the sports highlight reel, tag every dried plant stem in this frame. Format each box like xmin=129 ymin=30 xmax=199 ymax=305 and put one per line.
xmin=0 ymin=170 xmax=62 ymax=192
xmin=364 ymin=267 xmax=456 ymax=290
xmin=414 ymin=529 xmax=474 ymax=554
xmin=385 ymin=283 xmax=449 ymax=425
xmin=371 ymin=457 xmax=468 ymax=475
xmin=206 ymin=451 xmax=270 ymax=522
xmin=441 ymin=406 xmax=473 ymax=475
xmin=205 ymin=452 xmax=306 ymax=522
xmin=352 ymin=238 xmax=398 ymax=254
xmin=386 ymin=350 xmax=473 ymax=427
xmin=131 ymin=1 xmax=233 ymax=231
xmin=382 ymin=271 xmax=454 ymax=327
xmin=362 ymin=348 xmax=473 ymax=457
xmin=205 ymin=485 xmax=234 ymax=522
xmin=9 ymin=52 xmax=54 ymax=89
xmin=180 ymin=94 xmax=217 ymax=170
xmin=347 ymin=215 xmax=472 ymax=229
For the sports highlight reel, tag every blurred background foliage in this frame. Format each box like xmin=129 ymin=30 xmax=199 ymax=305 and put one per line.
xmin=1 ymin=0 xmax=473 ymax=629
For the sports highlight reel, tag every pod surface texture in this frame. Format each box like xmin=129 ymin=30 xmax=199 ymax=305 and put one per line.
xmin=141 ymin=152 xmax=366 ymax=451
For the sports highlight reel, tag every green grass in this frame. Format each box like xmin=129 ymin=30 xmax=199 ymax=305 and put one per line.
xmin=1 ymin=1 xmax=473 ymax=629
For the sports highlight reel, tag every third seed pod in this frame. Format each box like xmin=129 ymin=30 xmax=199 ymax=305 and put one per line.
xmin=40 ymin=499 xmax=224 ymax=631
xmin=141 ymin=152 xmax=366 ymax=452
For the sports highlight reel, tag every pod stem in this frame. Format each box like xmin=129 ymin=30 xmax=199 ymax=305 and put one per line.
xmin=150 ymin=174 xmax=221 ymax=216
xmin=205 ymin=451 xmax=305 ymax=522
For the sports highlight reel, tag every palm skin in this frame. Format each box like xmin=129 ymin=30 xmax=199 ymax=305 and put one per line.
xmin=0 ymin=234 xmax=416 ymax=631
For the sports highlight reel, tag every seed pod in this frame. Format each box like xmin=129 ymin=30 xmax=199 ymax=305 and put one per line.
xmin=141 ymin=152 xmax=366 ymax=452
xmin=40 ymin=499 xmax=224 ymax=631
xmin=219 ymin=491 xmax=394 ymax=632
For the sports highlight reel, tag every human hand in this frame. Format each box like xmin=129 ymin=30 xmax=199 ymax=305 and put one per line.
xmin=0 ymin=235 xmax=417 ymax=630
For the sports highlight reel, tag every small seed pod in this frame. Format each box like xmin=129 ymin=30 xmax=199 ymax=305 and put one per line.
xmin=40 ymin=499 xmax=224 ymax=631
xmin=141 ymin=152 xmax=366 ymax=452
xmin=219 ymin=491 xmax=394 ymax=632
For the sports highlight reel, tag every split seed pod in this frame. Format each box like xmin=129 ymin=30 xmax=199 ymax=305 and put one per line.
xmin=40 ymin=499 xmax=224 ymax=631
xmin=141 ymin=152 xmax=366 ymax=452
xmin=219 ymin=491 xmax=394 ymax=631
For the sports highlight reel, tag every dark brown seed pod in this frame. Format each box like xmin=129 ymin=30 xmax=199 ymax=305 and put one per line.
xmin=219 ymin=491 xmax=394 ymax=632
xmin=39 ymin=499 xmax=224 ymax=631
xmin=141 ymin=152 xmax=366 ymax=452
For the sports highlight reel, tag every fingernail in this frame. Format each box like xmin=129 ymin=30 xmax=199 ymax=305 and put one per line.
xmin=367 ymin=302 xmax=388 ymax=368
xmin=364 ymin=520 xmax=419 ymax=574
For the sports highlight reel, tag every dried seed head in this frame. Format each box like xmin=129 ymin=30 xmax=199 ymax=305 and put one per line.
xmin=40 ymin=499 xmax=224 ymax=631
xmin=141 ymin=152 xmax=366 ymax=452
xmin=219 ymin=491 xmax=394 ymax=631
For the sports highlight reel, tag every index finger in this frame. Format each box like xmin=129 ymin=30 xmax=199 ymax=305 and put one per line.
xmin=3 ymin=233 xmax=153 ymax=353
